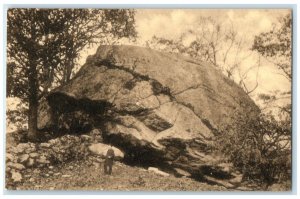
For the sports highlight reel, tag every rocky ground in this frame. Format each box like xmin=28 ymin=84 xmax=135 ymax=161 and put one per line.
xmin=10 ymin=157 xmax=231 ymax=191
xmin=7 ymin=157 xmax=291 ymax=192
xmin=5 ymin=132 xmax=228 ymax=191
xmin=5 ymin=132 xmax=291 ymax=192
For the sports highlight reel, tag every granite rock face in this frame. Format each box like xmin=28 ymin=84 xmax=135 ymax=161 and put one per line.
xmin=37 ymin=45 xmax=259 ymax=183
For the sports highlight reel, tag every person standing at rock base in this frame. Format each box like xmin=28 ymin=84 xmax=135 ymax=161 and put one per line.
xmin=104 ymin=148 xmax=115 ymax=175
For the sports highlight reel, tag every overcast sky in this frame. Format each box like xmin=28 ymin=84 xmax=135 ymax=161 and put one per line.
xmin=80 ymin=9 xmax=292 ymax=104
xmin=135 ymin=9 xmax=290 ymax=41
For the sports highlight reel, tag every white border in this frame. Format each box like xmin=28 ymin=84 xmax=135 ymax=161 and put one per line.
xmin=0 ymin=1 xmax=299 ymax=199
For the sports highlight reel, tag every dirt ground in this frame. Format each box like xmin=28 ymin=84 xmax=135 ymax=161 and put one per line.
xmin=9 ymin=158 xmax=231 ymax=191
xmin=5 ymin=132 xmax=291 ymax=192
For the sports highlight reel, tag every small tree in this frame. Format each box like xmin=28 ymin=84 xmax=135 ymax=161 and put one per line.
xmin=216 ymin=108 xmax=291 ymax=188
xmin=7 ymin=9 xmax=137 ymax=140
xmin=252 ymin=14 xmax=292 ymax=82
xmin=252 ymin=13 xmax=292 ymax=132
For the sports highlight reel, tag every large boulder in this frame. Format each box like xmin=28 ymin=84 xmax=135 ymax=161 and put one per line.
xmin=38 ymin=45 xmax=259 ymax=181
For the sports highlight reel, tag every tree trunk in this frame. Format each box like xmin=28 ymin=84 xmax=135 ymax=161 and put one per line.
xmin=27 ymin=17 xmax=39 ymax=141
xmin=27 ymin=59 xmax=39 ymax=141
xmin=28 ymin=97 xmax=38 ymax=140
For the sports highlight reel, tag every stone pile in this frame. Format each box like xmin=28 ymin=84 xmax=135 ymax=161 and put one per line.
xmin=5 ymin=132 xmax=123 ymax=187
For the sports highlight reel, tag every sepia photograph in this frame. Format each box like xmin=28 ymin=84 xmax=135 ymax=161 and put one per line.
xmin=5 ymin=8 xmax=292 ymax=192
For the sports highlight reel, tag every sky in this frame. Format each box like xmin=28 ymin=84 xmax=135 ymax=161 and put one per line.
xmin=79 ymin=9 xmax=291 ymax=106
xmin=136 ymin=9 xmax=291 ymax=98
xmin=135 ymin=9 xmax=289 ymax=42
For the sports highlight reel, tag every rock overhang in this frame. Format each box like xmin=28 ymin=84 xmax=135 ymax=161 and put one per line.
xmin=37 ymin=45 xmax=260 ymax=183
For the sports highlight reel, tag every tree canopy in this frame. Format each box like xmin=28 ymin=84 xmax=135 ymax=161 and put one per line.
xmin=7 ymin=8 xmax=137 ymax=139
xmin=7 ymin=9 xmax=137 ymax=100
xmin=252 ymin=14 xmax=292 ymax=122
xmin=252 ymin=14 xmax=292 ymax=81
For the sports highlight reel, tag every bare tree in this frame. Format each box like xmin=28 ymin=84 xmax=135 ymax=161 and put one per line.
xmin=146 ymin=17 xmax=260 ymax=94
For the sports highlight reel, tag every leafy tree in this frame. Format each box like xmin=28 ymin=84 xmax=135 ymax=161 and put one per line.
xmin=7 ymin=9 xmax=137 ymax=140
xmin=252 ymin=14 xmax=292 ymax=81
xmin=252 ymin=14 xmax=291 ymax=130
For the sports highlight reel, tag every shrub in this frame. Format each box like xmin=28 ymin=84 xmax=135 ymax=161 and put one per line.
xmin=215 ymin=110 xmax=291 ymax=187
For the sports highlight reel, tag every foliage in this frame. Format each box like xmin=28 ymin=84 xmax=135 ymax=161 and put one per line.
xmin=253 ymin=14 xmax=292 ymax=133
xmin=216 ymin=109 xmax=291 ymax=187
xmin=258 ymin=91 xmax=291 ymax=122
xmin=7 ymin=8 xmax=137 ymax=138
xmin=6 ymin=98 xmax=28 ymax=133
xmin=244 ymin=16 xmax=293 ymax=186
xmin=7 ymin=8 xmax=137 ymax=100
xmin=252 ymin=14 xmax=292 ymax=81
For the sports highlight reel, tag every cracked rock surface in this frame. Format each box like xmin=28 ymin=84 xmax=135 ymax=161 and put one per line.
xmin=37 ymin=45 xmax=259 ymax=183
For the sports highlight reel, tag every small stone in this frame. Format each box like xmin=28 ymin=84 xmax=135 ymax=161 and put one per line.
xmin=68 ymin=166 xmax=74 ymax=169
xmin=16 ymin=143 xmax=30 ymax=153
xmin=11 ymin=171 xmax=22 ymax=182
xmin=33 ymin=169 xmax=41 ymax=174
xmin=229 ymin=174 xmax=243 ymax=185
xmin=29 ymin=177 xmax=35 ymax=182
xmin=25 ymin=146 xmax=36 ymax=153
xmin=49 ymin=187 xmax=55 ymax=190
xmin=29 ymin=143 xmax=36 ymax=147
xmin=29 ymin=152 xmax=39 ymax=158
xmin=26 ymin=158 xmax=35 ymax=167
xmin=54 ymin=172 xmax=61 ymax=176
xmin=49 ymin=166 xmax=54 ymax=169
xmin=36 ymin=155 xmax=50 ymax=164
xmin=40 ymin=143 xmax=51 ymax=148
xmin=148 ymin=167 xmax=170 ymax=177
xmin=88 ymin=143 xmax=124 ymax=160
xmin=52 ymin=146 xmax=60 ymax=153
xmin=44 ymin=174 xmax=50 ymax=177
xmin=10 ymin=147 xmax=18 ymax=154
xmin=9 ymin=163 xmax=25 ymax=170
xmin=62 ymin=174 xmax=71 ymax=178
xmin=174 ymin=168 xmax=191 ymax=177
xmin=48 ymin=139 xmax=59 ymax=145
xmin=19 ymin=154 xmax=29 ymax=163
xmin=48 ymin=171 xmax=54 ymax=175
xmin=6 ymin=153 xmax=14 ymax=162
